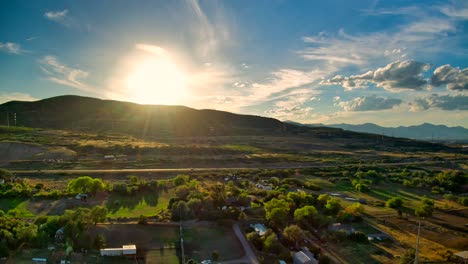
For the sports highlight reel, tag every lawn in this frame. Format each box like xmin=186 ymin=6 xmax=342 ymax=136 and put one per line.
xmin=0 ymin=198 xmax=35 ymax=217
xmin=106 ymin=190 xmax=173 ymax=218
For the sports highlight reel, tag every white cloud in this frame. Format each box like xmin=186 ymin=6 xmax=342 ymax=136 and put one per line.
xmin=431 ymin=65 xmax=468 ymax=91
xmin=0 ymin=42 xmax=24 ymax=54
xmin=410 ymin=94 xmax=468 ymax=111
xmin=338 ymin=96 xmax=403 ymax=111
xmin=38 ymin=56 xmax=95 ymax=93
xmin=44 ymin=9 xmax=68 ymax=22
xmin=0 ymin=93 xmax=36 ymax=104
xmin=322 ymin=60 xmax=431 ymax=91
xmin=439 ymin=3 xmax=468 ymax=20
xmin=43 ymin=9 xmax=82 ymax=29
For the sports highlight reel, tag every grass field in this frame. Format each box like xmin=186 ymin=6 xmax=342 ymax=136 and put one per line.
xmin=106 ymin=190 xmax=173 ymax=218
xmin=0 ymin=198 xmax=35 ymax=217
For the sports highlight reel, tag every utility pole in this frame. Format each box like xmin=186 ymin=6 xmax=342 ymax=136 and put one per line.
xmin=7 ymin=108 xmax=10 ymax=127
xmin=414 ymin=220 xmax=421 ymax=264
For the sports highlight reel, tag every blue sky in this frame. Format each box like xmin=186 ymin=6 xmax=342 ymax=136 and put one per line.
xmin=1 ymin=0 xmax=467 ymax=127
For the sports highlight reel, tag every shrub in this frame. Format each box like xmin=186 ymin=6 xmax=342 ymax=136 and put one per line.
xmin=138 ymin=215 xmax=148 ymax=225
xmin=348 ymin=231 xmax=368 ymax=243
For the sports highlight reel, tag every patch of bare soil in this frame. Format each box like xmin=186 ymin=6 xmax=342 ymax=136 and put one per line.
xmin=0 ymin=142 xmax=44 ymax=162
xmin=28 ymin=192 xmax=109 ymax=215
xmin=385 ymin=214 xmax=468 ymax=250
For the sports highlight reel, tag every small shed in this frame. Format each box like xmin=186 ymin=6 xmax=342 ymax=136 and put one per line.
xmin=122 ymin=244 xmax=137 ymax=255
xmin=100 ymin=244 xmax=137 ymax=257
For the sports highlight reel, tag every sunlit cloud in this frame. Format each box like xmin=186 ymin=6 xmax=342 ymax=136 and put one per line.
xmin=431 ymin=65 xmax=468 ymax=91
xmin=338 ymin=95 xmax=402 ymax=111
xmin=321 ymin=60 xmax=431 ymax=91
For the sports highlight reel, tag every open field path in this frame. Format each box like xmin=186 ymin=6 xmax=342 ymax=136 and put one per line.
xmin=10 ymin=159 xmax=463 ymax=174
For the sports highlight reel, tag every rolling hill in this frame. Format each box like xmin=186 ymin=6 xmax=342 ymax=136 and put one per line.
xmin=0 ymin=95 xmax=451 ymax=151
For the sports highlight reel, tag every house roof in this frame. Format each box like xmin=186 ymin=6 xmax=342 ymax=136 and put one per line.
xmin=294 ymin=251 xmax=311 ymax=264
xmin=455 ymin=251 xmax=468 ymax=260
xmin=251 ymin=223 xmax=267 ymax=236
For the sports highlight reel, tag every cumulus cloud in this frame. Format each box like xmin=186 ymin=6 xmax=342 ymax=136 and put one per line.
xmin=0 ymin=93 xmax=36 ymax=104
xmin=338 ymin=95 xmax=402 ymax=111
xmin=0 ymin=42 xmax=24 ymax=54
xmin=321 ymin=60 xmax=430 ymax=91
xmin=38 ymin=56 xmax=95 ymax=93
xmin=410 ymin=94 xmax=468 ymax=111
xmin=431 ymin=65 xmax=468 ymax=91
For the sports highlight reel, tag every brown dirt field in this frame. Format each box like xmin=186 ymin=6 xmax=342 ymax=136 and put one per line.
xmin=373 ymin=211 xmax=468 ymax=261
xmin=28 ymin=192 xmax=109 ymax=215
xmin=91 ymin=223 xmax=180 ymax=249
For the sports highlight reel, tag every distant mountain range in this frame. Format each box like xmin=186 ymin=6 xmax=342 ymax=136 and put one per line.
xmin=286 ymin=121 xmax=468 ymax=142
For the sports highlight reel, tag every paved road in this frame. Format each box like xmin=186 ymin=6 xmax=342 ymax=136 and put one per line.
xmin=218 ymin=224 xmax=259 ymax=264
xmin=10 ymin=160 xmax=458 ymax=174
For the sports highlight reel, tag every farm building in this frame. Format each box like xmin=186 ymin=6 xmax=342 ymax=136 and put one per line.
xmin=293 ymin=247 xmax=318 ymax=264
xmin=100 ymin=244 xmax=137 ymax=257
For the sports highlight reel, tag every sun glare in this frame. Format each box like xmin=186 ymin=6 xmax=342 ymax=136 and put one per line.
xmin=126 ymin=53 xmax=186 ymax=105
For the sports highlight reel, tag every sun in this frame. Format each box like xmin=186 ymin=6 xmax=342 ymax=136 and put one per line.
xmin=126 ymin=53 xmax=187 ymax=105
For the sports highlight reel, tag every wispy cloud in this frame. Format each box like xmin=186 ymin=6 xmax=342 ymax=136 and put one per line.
xmin=299 ymin=5 xmax=463 ymax=71
xmin=0 ymin=42 xmax=24 ymax=54
xmin=26 ymin=36 xmax=39 ymax=41
xmin=38 ymin=56 xmax=95 ymax=93
xmin=0 ymin=92 xmax=36 ymax=104
xmin=186 ymin=0 xmax=232 ymax=60
xmin=43 ymin=9 xmax=82 ymax=29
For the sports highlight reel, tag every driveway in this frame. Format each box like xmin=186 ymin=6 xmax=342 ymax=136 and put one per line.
xmin=218 ymin=223 xmax=259 ymax=264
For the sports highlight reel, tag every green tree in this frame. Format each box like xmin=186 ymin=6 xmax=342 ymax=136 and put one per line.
xmin=90 ymin=206 xmax=107 ymax=225
xmin=386 ymin=197 xmax=404 ymax=209
xmin=127 ymin=175 xmax=139 ymax=185
xmin=264 ymin=198 xmax=290 ymax=227
xmin=173 ymin=175 xmax=189 ymax=186
xmin=282 ymin=225 xmax=306 ymax=245
xmin=294 ymin=205 xmax=318 ymax=224
xmin=325 ymin=197 xmax=341 ymax=215
xmin=345 ymin=203 xmax=364 ymax=216
xmin=94 ymin=234 xmax=106 ymax=249
xmin=264 ymin=233 xmax=281 ymax=253
xmin=66 ymin=176 xmax=105 ymax=194
xmin=415 ymin=197 xmax=435 ymax=218
xmin=0 ymin=169 xmax=13 ymax=183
